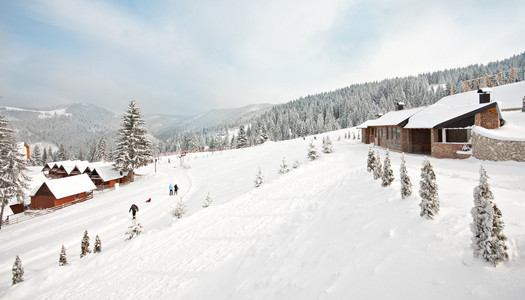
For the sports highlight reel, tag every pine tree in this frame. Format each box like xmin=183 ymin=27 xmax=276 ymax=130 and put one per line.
xmin=32 ymin=145 xmax=42 ymax=166
xmin=237 ymin=125 xmax=248 ymax=148
xmin=58 ymin=144 xmax=67 ymax=161
xmin=0 ymin=113 xmax=31 ymax=230
xmin=254 ymin=168 xmax=264 ymax=187
xmin=59 ymin=245 xmax=68 ymax=266
xmin=80 ymin=230 xmax=91 ymax=258
xmin=307 ymin=140 xmax=320 ymax=160
xmin=400 ymin=154 xmax=412 ymax=199
xmin=293 ymin=160 xmax=301 ymax=169
xmin=93 ymin=235 xmax=102 ymax=253
xmin=367 ymin=147 xmax=375 ymax=172
xmin=471 ymin=166 xmax=508 ymax=266
xmin=42 ymin=148 xmax=48 ymax=165
xmin=279 ymin=157 xmax=290 ymax=174
xmin=419 ymin=158 xmax=439 ymax=219
xmin=114 ymin=100 xmax=153 ymax=182
xmin=125 ymin=221 xmax=144 ymax=240
xmin=203 ymin=192 xmax=213 ymax=208
xmin=172 ymin=198 xmax=187 ymax=219
xmin=12 ymin=255 xmax=24 ymax=285
xmin=98 ymin=136 xmax=109 ymax=162
xmin=322 ymin=136 xmax=333 ymax=153
xmin=373 ymin=151 xmax=383 ymax=180
xmin=381 ymin=149 xmax=394 ymax=186
xmin=88 ymin=139 xmax=98 ymax=162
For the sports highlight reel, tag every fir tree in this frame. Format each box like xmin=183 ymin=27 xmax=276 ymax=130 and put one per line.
xmin=32 ymin=145 xmax=42 ymax=166
xmin=125 ymin=221 xmax=144 ymax=240
xmin=94 ymin=235 xmax=102 ymax=253
xmin=12 ymin=255 xmax=24 ymax=285
xmin=80 ymin=230 xmax=91 ymax=258
xmin=373 ymin=151 xmax=383 ymax=180
xmin=58 ymin=144 xmax=67 ymax=161
xmin=322 ymin=136 xmax=333 ymax=153
xmin=59 ymin=245 xmax=68 ymax=266
xmin=237 ymin=125 xmax=248 ymax=148
xmin=172 ymin=198 xmax=187 ymax=219
xmin=203 ymin=192 xmax=213 ymax=208
xmin=307 ymin=140 xmax=320 ymax=160
xmin=293 ymin=160 xmax=301 ymax=169
xmin=367 ymin=147 xmax=375 ymax=172
xmin=0 ymin=113 xmax=31 ymax=230
xmin=381 ymin=149 xmax=394 ymax=186
xmin=88 ymin=139 xmax=98 ymax=162
xmin=42 ymin=148 xmax=48 ymax=165
xmin=114 ymin=100 xmax=153 ymax=182
xmin=254 ymin=168 xmax=264 ymax=187
xmin=471 ymin=166 xmax=508 ymax=266
xmin=279 ymin=157 xmax=290 ymax=174
xmin=419 ymin=158 xmax=439 ymax=219
xmin=400 ymin=154 xmax=412 ymax=199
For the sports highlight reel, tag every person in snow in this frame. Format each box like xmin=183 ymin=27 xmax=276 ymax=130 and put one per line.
xmin=174 ymin=184 xmax=179 ymax=195
xmin=129 ymin=204 xmax=139 ymax=219
xmin=169 ymin=183 xmax=173 ymax=196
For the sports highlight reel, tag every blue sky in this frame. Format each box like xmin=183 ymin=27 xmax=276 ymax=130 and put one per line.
xmin=1 ymin=0 xmax=524 ymax=115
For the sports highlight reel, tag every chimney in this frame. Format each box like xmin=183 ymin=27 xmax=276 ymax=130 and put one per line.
xmin=396 ymin=102 xmax=405 ymax=110
xmin=477 ymin=88 xmax=491 ymax=104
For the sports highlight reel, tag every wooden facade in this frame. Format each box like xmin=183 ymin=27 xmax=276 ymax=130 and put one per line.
xmin=30 ymin=174 xmax=97 ymax=210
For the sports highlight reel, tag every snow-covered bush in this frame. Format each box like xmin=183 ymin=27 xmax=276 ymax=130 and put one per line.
xmin=373 ymin=151 xmax=383 ymax=180
xmin=293 ymin=160 xmax=301 ymax=169
xmin=59 ymin=245 xmax=68 ymax=266
xmin=125 ymin=221 xmax=144 ymax=240
xmin=471 ymin=166 xmax=508 ymax=266
xmin=80 ymin=230 xmax=91 ymax=258
xmin=381 ymin=149 xmax=394 ymax=186
xmin=279 ymin=157 xmax=290 ymax=174
xmin=254 ymin=168 xmax=264 ymax=187
xmin=172 ymin=198 xmax=187 ymax=219
xmin=400 ymin=154 xmax=412 ymax=199
xmin=94 ymin=235 xmax=102 ymax=253
xmin=203 ymin=192 xmax=213 ymax=208
xmin=322 ymin=136 xmax=333 ymax=153
xmin=419 ymin=158 xmax=439 ymax=219
xmin=367 ymin=147 xmax=375 ymax=172
xmin=12 ymin=255 xmax=24 ymax=285
xmin=307 ymin=141 xmax=320 ymax=160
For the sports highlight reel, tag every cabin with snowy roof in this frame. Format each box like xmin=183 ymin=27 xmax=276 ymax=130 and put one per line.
xmin=89 ymin=165 xmax=128 ymax=189
xmin=359 ymin=81 xmax=525 ymax=159
xmin=30 ymin=173 xmax=97 ymax=209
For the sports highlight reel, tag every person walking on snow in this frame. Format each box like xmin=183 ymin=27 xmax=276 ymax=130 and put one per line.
xmin=169 ymin=184 xmax=173 ymax=196
xmin=129 ymin=204 xmax=139 ymax=219
xmin=174 ymin=184 xmax=179 ymax=195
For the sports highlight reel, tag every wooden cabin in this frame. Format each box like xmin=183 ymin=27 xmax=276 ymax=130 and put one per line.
xmin=89 ymin=165 xmax=128 ymax=189
xmin=30 ymin=174 xmax=97 ymax=210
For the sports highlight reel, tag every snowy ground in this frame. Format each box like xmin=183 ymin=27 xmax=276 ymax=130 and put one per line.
xmin=1 ymin=129 xmax=524 ymax=299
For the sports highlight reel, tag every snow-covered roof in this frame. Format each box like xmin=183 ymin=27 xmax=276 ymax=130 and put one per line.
xmin=404 ymin=102 xmax=498 ymax=129
xmin=473 ymin=111 xmax=525 ymax=142
xmin=30 ymin=173 xmax=97 ymax=199
xmin=92 ymin=165 xmax=123 ymax=182
xmin=358 ymin=107 xmax=424 ymax=128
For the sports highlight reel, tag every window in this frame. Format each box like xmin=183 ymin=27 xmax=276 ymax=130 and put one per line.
xmin=441 ymin=128 xmax=471 ymax=143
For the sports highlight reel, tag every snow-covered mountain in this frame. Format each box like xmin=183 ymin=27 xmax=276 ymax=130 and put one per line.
xmin=1 ymin=128 xmax=524 ymax=299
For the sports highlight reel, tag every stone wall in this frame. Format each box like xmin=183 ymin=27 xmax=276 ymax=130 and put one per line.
xmin=472 ymin=132 xmax=525 ymax=162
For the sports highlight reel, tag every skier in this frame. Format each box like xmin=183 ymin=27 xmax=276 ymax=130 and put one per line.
xmin=129 ymin=204 xmax=139 ymax=219
xmin=169 ymin=183 xmax=173 ymax=196
xmin=174 ymin=184 xmax=179 ymax=195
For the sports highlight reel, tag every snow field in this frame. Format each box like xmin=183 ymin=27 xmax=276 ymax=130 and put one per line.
xmin=1 ymin=128 xmax=524 ymax=299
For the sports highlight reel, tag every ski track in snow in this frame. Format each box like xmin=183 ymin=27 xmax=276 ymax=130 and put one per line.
xmin=1 ymin=130 xmax=525 ymax=299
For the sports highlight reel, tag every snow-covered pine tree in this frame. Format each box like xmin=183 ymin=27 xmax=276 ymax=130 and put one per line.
xmin=254 ymin=168 xmax=264 ymax=187
xmin=114 ymin=100 xmax=153 ymax=182
xmin=93 ymin=235 xmax=102 ymax=253
xmin=59 ymin=245 xmax=68 ymax=266
xmin=80 ymin=230 xmax=91 ymax=258
xmin=42 ymin=148 xmax=48 ymax=165
xmin=373 ymin=151 xmax=383 ymax=180
xmin=419 ymin=158 xmax=439 ymax=219
xmin=203 ymin=192 xmax=213 ymax=208
xmin=58 ymin=144 xmax=67 ymax=161
xmin=381 ymin=149 xmax=394 ymax=186
xmin=400 ymin=154 xmax=412 ymax=199
xmin=367 ymin=147 xmax=375 ymax=172
xmin=293 ymin=160 xmax=301 ymax=169
xmin=32 ymin=145 xmax=42 ymax=166
xmin=88 ymin=139 xmax=98 ymax=162
xmin=125 ymin=221 xmax=144 ymax=240
xmin=172 ymin=198 xmax=187 ymax=219
xmin=237 ymin=125 xmax=248 ymax=148
xmin=471 ymin=166 xmax=508 ymax=266
xmin=0 ymin=113 xmax=31 ymax=230
xmin=279 ymin=157 xmax=290 ymax=174
xmin=307 ymin=140 xmax=320 ymax=160
xmin=322 ymin=136 xmax=333 ymax=153
xmin=98 ymin=136 xmax=108 ymax=162
xmin=12 ymin=255 xmax=24 ymax=285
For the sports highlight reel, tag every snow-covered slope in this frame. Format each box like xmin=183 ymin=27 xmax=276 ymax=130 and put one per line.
xmin=1 ymin=130 xmax=524 ymax=299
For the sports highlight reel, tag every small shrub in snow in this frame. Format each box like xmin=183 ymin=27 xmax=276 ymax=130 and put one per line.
xmin=203 ymin=192 xmax=213 ymax=208
xmin=373 ymin=151 xmax=383 ymax=180
xmin=59 ymin=245 xmax=68 ymax=266
xmin=254 ymin=168 xmax=264 ymax=187
xmin=172 ymin=198 xmax=187 ymax=219
xmin=80 ymin=230 xmax=91 ymax=258
xmin=307 ymin=141 xmax=320 ymax=160
xmin=125 ymin=221 xmax=144 ymax=240
xmin=381 ymin=149 xmax=394 ymax=186
xmin=279 ymin=157 xmax=290 ymax=174
xmin=322 ymin=136 xmax=333 ymax=153
xmin=419 ymin=158 xmax=439 ymax=219
xmin=400 ymin=154 xmax=412 ymax=199
xmin=471 ymin=166 xmax=508 ymax=266
xmin=12 ymin=255 xmax=24 ymax=285
xmin=367 ymin=147 xmax=375 ymax=172
xmin=293 ymin=160 xmax=301 ymax=169
xmin=93 ymin=235 xmax=102 ymax=253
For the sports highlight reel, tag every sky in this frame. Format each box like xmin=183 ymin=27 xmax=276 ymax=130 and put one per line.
xmin=0 ymin=0 xmax=524 ymax=116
